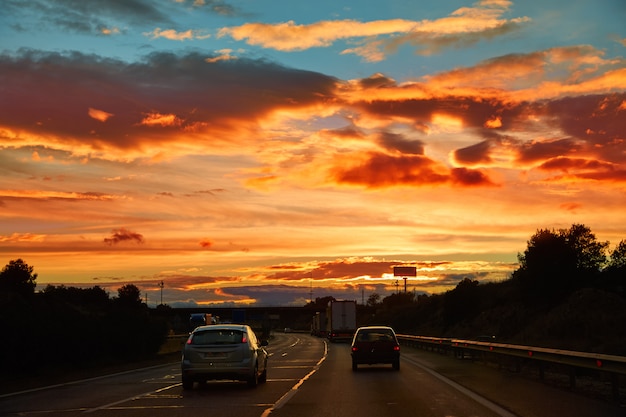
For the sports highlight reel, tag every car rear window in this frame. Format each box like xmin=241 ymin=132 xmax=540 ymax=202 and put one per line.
xmin=356 ymin=329 xmax=395 ymax=342
xmin=191 ymin=329 xmax=244 ymax=345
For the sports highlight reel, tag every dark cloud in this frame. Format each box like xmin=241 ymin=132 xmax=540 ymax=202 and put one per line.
xmin=332 ymin=152 xmax=494 ymax=188
xmin=358 ymin=73 xmax=397 ymax=89
xmin=377 ymin=131 xmax=424 ymax=155
xmin=515 ymin=138 xmax=583 ymax=164
xmin=0 ymin=50 xmax=337 ymax=152
xmin=199 ymin=239 xmax=213 ymax=248
xmin=453 ymin=140 xmax=493 ymax=165
xmin=320 ymin=125 xmax=365 ymax=139
xmin=538 ymin=157 xmax=616 ymax=172
xmin=546 ymin=94 xmax=626 ymax=164
xmin=5 ymin=0 xmax=173 ymax=34
xmin=103 ymin=228 xmax=144 ymax=245
xmin=267 ymin=260 xmax=400 ymax=281
xmin=450 ymin=167 xmax=496 ymax=187
xmin=4 ymin=0 xmax=245 ymax=34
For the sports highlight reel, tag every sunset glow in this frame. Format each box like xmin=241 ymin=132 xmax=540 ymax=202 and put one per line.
xmin=1 ymin=1 xmax=625 ymax=307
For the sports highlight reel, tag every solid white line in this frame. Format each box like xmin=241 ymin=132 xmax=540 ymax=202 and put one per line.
xmin=260 ymin=341 xmax=328 ymax=417
xmin=402 ymin=356 xmax=519 ymax=417
xmin=0 ymin=362 xmax=177 ymax=399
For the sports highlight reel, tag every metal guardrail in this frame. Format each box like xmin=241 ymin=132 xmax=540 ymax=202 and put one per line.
xmin=397 ymin=334 xmax=626 ymax=402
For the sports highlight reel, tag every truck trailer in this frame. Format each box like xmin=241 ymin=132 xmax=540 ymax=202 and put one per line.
xmin=326 ymin=300 xmax=357 ymax=342
xmin=311 ymin=310 xmax=327 ymax=337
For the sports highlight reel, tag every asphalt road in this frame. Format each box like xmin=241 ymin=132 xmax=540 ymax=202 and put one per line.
xmin=0 ymin=333 xmax=623 ymax=417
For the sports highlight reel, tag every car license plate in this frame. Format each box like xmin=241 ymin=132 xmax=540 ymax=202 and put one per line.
xmin=205 ymin=352 xmax=226 ymax=358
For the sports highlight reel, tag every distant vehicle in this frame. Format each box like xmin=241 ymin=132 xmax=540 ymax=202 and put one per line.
xmin=351 ymin=326 xmax=400 ymax=371
xmin=311 ymin=310 xmax=327 ymax=337
xmin=189 ymin=313 xmax=218 ymax=330
xmin=326 ymin=299 xmax=357 ymax=342
xmin=181 ymin=324 xmax=269 ymax=389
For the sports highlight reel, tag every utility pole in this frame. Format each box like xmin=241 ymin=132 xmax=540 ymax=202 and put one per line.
xmin=159 ymin=281 xmax=164 ymax=305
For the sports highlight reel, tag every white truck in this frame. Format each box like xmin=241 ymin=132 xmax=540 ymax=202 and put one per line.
xmin=311 ymin=310 xmax=327 ymax=337
xmin=326 ymin=300 xmax=357 ymax=342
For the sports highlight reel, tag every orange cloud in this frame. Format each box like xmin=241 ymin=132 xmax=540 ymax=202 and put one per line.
xmin=0 ymin=189 xmax=118 ymax=201
xmin=218 ymin=0 xmax=529 ymax=61
xmin=0 ymin=233 xmax=47 ymax=242
xmin=88 ymin=107 xmax=113 ymax=122
xmin=140 ymin=112 xmax=183 ymax=127
xmin=144 ymin=28 xmax=210 ymax=41
xmin=218 ymin=19 xmax=418 ymax=52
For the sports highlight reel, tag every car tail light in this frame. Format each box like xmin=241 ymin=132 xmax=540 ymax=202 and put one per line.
xmin=351 ymin=346 xmax=358 ymax=352
xmin=241 ymin=334 xmax=248 ymax=343
xmin=393 ymin=345 xmax=400 ymax=351
xmin=186 ymin=335 xmax=193 ymax=345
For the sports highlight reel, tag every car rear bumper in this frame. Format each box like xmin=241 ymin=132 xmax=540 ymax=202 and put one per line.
xmin=181 ymin=361 xmax=255 ymax=381
xmin=351 ymin=352 xmax=399 ymax=364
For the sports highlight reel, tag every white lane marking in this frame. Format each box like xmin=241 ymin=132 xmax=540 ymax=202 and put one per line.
xmin=0 ymin=362 xmax=178 ymax=399
xmin=83 ymin=383 xmax=181 ymax=413
xmin=260 ymin=341 xmax=328 ymax=417
xmin=402 ymin=356 xmax=519 ymax=417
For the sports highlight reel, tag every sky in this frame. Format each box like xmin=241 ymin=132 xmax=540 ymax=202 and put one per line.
xmin=1 ymin=0 xmax=625 ymax=308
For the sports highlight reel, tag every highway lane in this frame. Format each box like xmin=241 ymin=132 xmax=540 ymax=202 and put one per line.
xmin=2 ymin=334 xmax=623 ymax=417
xmin=268 ymin=336 xmax=624 ymax=417
xmin=267 ymin=338 xmax=510 ymax=417
xmin=0 ymin=332 xmax=326 ymax=417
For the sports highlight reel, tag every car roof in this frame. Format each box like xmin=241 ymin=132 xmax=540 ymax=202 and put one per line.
xmin=193 ymin=324 xmax=248 ymax=332
xmin=356 ymin=326 xmax=395 ymax=332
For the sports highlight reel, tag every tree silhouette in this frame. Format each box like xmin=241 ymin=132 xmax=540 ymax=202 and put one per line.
xmin=602 ymin=239 xmax=626 ymax=296
xmin=512 ymin=224 xmax=608 ymax=299
xmin=367 ymin=292 xmax=381 ymax=307
xmin=607 ymin=240 xmax=626 ymax=270
xmin=0 ymin=259 xmax=37 ymax=297
xmin=116 ymin=284 xmax=143 ymax=307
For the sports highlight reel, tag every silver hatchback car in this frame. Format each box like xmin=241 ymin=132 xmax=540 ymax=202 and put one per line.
xmin=181 ymin=324 xmax=268 ymax=389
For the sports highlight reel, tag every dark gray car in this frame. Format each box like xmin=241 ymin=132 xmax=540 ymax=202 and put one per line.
xmin=351 ymin=326 xmax=400 ymax=371
xmin=181 ymin=324 xmax=268 ymax=389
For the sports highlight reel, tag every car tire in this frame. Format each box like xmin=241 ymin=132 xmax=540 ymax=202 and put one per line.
xmin=259 ymin=368 xmax=267 ymax=383
xmin=247 ymin=365 xmax=259 ymax=388
xmin=352 ymin=360 xmax=358 ymax=371
xmin=182 ymin=376 xmax=193 ymax=390
xmin=392 ymin=360 xmax=400 ymax=371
